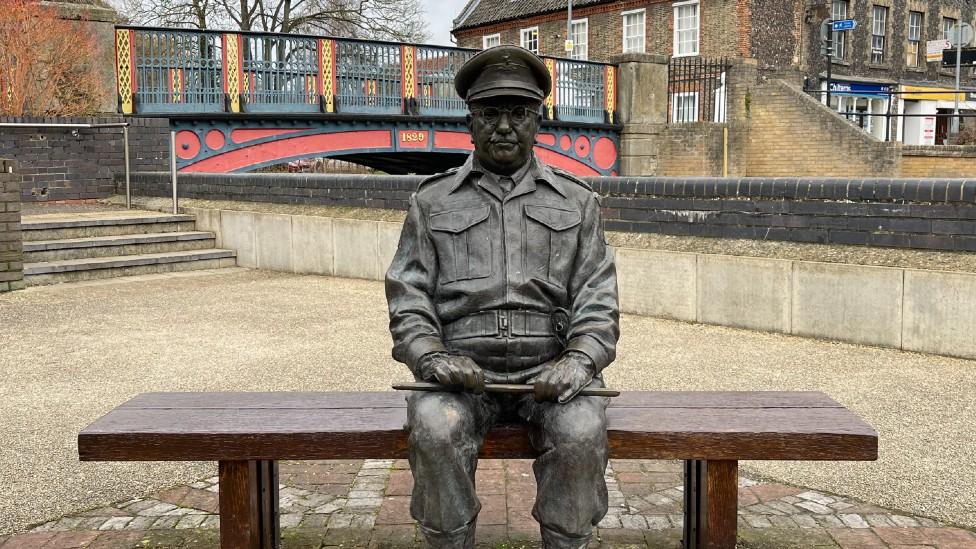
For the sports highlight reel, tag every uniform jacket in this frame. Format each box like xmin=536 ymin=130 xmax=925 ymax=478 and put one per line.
xmin=385 ymin=153 xmax=619 ymax=375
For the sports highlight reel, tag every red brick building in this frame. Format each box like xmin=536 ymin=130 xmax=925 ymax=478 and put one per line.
xmin=451 ymin=0 xmax=777 ymax=64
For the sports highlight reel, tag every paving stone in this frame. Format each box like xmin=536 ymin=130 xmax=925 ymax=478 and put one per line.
xmin=797 ymin=491 xmax=837 ymax=506
xmin=890 ymin=515 xmax=922 ymax=528
xmin=645 ymin=515 xmax=671 ymax=530
xmin=312 ymin=498 xmax=346 ymax=514
xmin=136 ymin=502 xmax=178 ymax=517
xmin=0 ymin=533 xmax=56 ymax=548
xmin=328 ymin=512 xmax=376 ymax=529
xmin=839 ymin=514 xmax=871 ymax=529
xmin=368 ymin=525 xmax=417 ymax=549
xmin=618 ymin=514 xmax=647 ymax=529
xmin=874 ymin=527 xmax=976 ymax=545
xmin=174 ymin=515 xmax=207 ymax=529
xmin=738 ymin=527 xmax=839 ymax=548
xmin=376 ymin=496 xmax=413 ymax=526
xmin=744 ymin=515 xmax=773 ymax=528
xmin=122 ymin=516 xmax=156 ymax=530
xmin=596 ymin=527 xmax=644 ymax=544
xmin=827 ymin=528 xmax=888 ymax=548
xmin=97 ymin=517 xmax=133 ymax=531
xmin=40 ymin=531 xmax=102 ymax=548
xmin=323 ymin=527 xmax=372 ymax=547
xmin=149 ymin=516 xmax=180 ymax=530
xmin=796 ymin=501 xmax=834 ymax=514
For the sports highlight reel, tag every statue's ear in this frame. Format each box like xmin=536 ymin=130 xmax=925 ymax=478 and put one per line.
xmin=465 ymin=113 xmax=473 ymax=128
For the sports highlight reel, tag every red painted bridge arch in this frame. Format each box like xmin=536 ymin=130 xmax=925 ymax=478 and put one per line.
xmin=170 ymin=118 xmax=620 ymax=177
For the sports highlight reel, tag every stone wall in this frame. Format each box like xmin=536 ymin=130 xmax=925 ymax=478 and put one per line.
xmin=0 ymin=116 xmax=170 ymax=202
xmin=744 ymin=79 xmax=902 ymax=177
xmin=900 ymin=146 xmax=976 ymax=178
xmin=655 ymin=123 xmax=727 ymax=176
xmin=123 ymin=172 xmax=976 ymax=253
xmin=0 ymin=159 xmax=24 ymax=293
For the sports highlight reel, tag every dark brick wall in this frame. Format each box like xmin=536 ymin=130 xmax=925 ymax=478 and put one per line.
xmin=0 ymin=116 xmax=169 ymax=202
xmin=123 ymin=171 xmax=976 ymax=253
xmin=0 ymin=159 xmax=24 ymax=293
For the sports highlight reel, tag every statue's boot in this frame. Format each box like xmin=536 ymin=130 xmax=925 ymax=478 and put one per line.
xmin=541 ymin=526 xmax=593 ymax=549
xmin=418 ymin=519 xmax=477 ymax=549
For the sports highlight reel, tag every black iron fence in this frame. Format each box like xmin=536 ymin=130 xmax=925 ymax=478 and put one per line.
xmin=668 ymin=57 xmax=732 ymax=124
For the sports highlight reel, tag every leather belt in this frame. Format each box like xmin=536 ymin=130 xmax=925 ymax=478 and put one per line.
xmin=443 ymin=310 xmax=558 ymax=340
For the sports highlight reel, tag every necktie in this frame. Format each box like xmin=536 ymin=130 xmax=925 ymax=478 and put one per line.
xmin=499 ymin=176 xmax=514 ymax=195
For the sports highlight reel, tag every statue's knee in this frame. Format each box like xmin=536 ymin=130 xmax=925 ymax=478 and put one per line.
xmin=547 ymin=405 xmax=607 ymax=447
xmin=409 ymin=395 xmax=471 ymax=446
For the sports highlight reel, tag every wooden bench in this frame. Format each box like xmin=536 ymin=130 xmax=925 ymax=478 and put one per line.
xmin=78 ymin=391 xmax=877 ymax=549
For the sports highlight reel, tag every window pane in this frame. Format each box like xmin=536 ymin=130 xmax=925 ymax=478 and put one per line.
xmin=483 ymin=34 xmax=500 ymax=48
xmin=623 ymin=11 xmax=645 ymax=53
xmin=872 ymin=6 xmax=887 ymax=63
xmin=520 ymin=28 xmax=538 ymax=53
xmin=571 ymin=20 xmax=587 ymax=60
xmin=675 ymin=3 xmax=699 ymax=56
xmin=944 ymin=18 xmax=957 ymax=40
xmin=831 ymin=1 xmax=848 ymax=59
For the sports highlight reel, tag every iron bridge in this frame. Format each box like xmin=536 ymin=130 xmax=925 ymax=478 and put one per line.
xmin=114 ymin=26 xmax=622 ymax=176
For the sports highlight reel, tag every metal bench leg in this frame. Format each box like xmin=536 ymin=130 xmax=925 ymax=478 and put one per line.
xmin=219 ymin=460 xmax=280 ymax=549
xmin=683 ymin=459 xmax=738 ymax=549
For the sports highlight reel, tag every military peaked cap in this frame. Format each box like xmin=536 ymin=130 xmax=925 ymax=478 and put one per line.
xmin=454 ymin=45 xmax=552 ymax=103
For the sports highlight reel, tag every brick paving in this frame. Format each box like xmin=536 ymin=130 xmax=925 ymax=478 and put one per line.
xmin=3 ymin=460 xmax=974 ymax=549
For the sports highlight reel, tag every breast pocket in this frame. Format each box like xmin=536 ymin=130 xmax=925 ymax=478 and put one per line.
xmin=429 ymin=205 xmax=492 ymax=284
xmin=523 ymin=204 xmax=581 ymax=286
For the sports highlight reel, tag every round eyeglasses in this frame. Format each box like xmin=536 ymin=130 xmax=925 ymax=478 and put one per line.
xmin=470 ymin=106 xmax=540 ymax=125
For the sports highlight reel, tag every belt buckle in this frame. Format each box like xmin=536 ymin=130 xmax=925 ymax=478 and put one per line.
xmin=496 ymin=310 xmax=510 ymax=339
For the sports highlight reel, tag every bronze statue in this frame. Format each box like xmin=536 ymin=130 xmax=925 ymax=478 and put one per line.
xmin=385 ymin=45 xmax=620 ymax=549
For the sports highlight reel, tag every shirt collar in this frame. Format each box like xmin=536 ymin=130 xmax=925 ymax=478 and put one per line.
xmin=448 ymin=153 xmax=567 ymax=198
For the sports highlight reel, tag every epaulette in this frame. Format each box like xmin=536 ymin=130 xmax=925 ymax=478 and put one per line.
xmin=416 ymin=166 xmax=460 ymax=190
xmin=550 ymin=166 xmax=593 ymax=191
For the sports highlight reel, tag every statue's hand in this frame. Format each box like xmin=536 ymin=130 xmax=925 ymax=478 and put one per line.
xmin=416 ymin=353 xmax=485 ymax=394
xmin=529 ymin=351 xmax=596 ymax=403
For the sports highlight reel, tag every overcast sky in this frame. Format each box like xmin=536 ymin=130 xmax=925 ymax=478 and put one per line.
xmin=424 ymin=0 xmax=471 ymax=45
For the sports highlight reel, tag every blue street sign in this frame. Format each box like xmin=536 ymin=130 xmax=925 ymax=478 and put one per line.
xmin=832 ymin=19 xmax=857 ymax=32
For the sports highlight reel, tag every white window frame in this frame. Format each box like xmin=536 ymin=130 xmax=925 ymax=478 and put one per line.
xmin=943 ymin=17 xmax=958 ymax=41
xmin=673 ymin=0 xmax=700 ymax=58
xmin=520 ymin=26 xmax=539 ymax=54
xmin=570 ymin=18 xmax=588 ymax=60
xmin=622 ymin=8 xmax=646 ymax=54
xmin=907 ymin=11 xmax=923 ymax=67
xmin=482 ymin=33 xmax=501 ymax=49
xmin=871 ymin=5 xmax=887 ymax=64
xmin=671 ymin=91 xmax=699 ymax=123
xmin=831 ymin=0 xmax=849 ymax=60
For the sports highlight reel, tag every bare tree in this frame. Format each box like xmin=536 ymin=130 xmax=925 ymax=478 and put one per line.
xmin=118 ymin=0 xmax=428 ymax=42
xmin=0 ymin=0 xmax=106 ymax=116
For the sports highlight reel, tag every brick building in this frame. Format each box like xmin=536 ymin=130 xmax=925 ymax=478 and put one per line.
xmin=451 ymin=0 xmax=976 ymax=144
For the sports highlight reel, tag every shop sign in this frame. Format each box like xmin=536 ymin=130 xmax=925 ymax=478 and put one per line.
xmin=828 ymin=81 xmax=894 ymax=97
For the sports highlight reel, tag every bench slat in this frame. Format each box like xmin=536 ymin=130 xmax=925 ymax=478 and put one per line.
xmin=79 ymin=392 xmax=878 ymax=462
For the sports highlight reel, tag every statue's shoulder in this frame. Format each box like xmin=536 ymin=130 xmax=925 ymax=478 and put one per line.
xmin=416 ymin=167 xmax=460 ymax=191
xmin=550 ymin=166 xmax=593 ymax=192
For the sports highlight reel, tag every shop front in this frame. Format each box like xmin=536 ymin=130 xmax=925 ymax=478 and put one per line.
xmin=898 ymin=85 xmax=976 ymax=145
xmin=823 ymin=80 xmax=895 ymax=141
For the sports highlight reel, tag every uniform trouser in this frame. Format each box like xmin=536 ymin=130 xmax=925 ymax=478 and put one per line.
xmin=406 ymin=378 xmax=610 ymax=549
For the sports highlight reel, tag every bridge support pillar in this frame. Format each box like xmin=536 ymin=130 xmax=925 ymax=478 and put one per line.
xmin=612 ymin=53 xmax=668 ymax=176
xmin=48 ymin=1 xmax=120 ymax=115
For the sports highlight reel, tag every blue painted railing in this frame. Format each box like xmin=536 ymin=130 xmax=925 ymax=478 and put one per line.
xmin=114 ymin=26 xmax=619 ymax=124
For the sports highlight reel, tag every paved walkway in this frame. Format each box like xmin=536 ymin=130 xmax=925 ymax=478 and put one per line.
xmin=4 ymin=458 xmax=975 ymax=548
xmin=1 ymin=269 xmax=975 ymax=547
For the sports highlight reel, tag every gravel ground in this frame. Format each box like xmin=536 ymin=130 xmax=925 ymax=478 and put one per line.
xmin=0 ymin=269 xmax=974 ymax=536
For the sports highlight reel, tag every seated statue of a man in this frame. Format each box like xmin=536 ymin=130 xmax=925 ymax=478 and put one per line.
xmin=385 ymin=45 xmax=619 ymax=549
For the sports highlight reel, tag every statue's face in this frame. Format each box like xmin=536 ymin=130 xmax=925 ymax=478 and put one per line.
xmin=467 ymin=97 xmax=542 ymax=175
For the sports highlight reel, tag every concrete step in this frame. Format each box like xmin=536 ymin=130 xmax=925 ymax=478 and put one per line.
xmin=24 ymin=249 xmax=237 ymax=286
xmin=21 ymin=212 xmax=197 ymax=241
xmin=23 ymin=232 xmax=217 ymax=262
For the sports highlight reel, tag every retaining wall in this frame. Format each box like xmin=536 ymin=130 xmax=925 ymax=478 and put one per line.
xmin=0 ymin=159 xmax=24 ymax=292
xmin=0 ymin=116 xmax=169 ymax=202
xmin=181 ymin=203 xmax=976 ymax=361
xmin=901 ymin=146 xmax=976 ymax=179
xmin=124 ymin=172 xmax=976 ymax=253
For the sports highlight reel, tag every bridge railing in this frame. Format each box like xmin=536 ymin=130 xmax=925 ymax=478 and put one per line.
xmin=114 ymin=26 xmax=618 ymax=124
